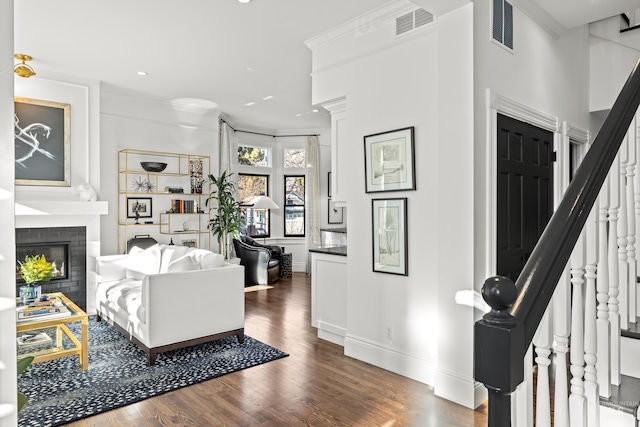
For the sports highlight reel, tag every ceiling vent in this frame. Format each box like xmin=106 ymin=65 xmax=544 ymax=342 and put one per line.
xmin=396 ymin=8 xmax=434 ymax=36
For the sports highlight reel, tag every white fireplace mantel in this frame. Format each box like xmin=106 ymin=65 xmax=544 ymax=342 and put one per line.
xmin=15 ymin=200 xmax=108 ymax=314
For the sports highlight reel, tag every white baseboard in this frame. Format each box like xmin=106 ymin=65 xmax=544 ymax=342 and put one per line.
xmin=344 ymin=334 xmax=435 ymax=385
xmin=621 ymin=336 xmax=640 ymax=378
xmin=600 ymin=405 xmax=637 ymax=426
xmin=434 ymin=366 xmax=487 ymax=409
xmin=317 ymin=320 xmax=346 ymax=346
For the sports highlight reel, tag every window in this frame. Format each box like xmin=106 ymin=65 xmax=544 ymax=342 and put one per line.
xmin=238 ymin=145 xmax=271 ymax=167
xmin=492 ymin=0 xmax=513 ymax=49
xmin=284 ymin=148 xmax=305 ymax=168
xmin=238 ymin=174 xmax=271 ymax=237
xmin=284 ymin=175 xmax=305 ymax=237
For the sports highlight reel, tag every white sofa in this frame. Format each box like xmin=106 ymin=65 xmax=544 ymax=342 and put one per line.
xmin=95 ymin=244 xmax=244 ymax=365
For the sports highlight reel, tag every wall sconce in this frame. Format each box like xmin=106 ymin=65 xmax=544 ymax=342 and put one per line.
xmin=14 ymin=54 xmax=36 ymax=78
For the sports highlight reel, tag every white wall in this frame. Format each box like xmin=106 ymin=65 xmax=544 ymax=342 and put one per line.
xmin=0 ymin=1 xmax=16 ymax=424
xmin=308 ymin=0 xmax=445 ymax=393
xmin=100 ymin=90 xmax=220 ymax=255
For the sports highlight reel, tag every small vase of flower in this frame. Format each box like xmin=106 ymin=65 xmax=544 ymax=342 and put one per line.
xmin=18 ymin=255 xmax=54 ymax=303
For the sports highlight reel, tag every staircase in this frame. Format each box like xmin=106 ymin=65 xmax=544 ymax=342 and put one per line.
xmin=475 ymin=59 xmax=640 ymax=427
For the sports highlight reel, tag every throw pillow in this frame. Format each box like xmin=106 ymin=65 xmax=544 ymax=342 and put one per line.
xmin=159 ymin=245 xmax=191 ymax=273
xmin=166 ymin=253 xmax=199 ymax=273
xmin=193 ymin=250 xmax=224 ymax=269
xmin=126 ymin=244 xmax=161 ymax=280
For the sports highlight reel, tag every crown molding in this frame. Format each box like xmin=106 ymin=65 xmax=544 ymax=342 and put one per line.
xmin=509 ymin=0 xmax=564 ymax=39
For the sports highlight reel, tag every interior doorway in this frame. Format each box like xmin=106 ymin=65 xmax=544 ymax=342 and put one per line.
xmin=496 ymin=113 xmax=554 ymax=281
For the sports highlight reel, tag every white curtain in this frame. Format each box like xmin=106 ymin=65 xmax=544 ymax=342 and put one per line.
xmin=218 ymin=121 xmax=239 ymax=256
xmin=305 ymin=135 xmax=321 ymax=273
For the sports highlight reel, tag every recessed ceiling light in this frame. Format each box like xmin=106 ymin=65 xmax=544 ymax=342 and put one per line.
xmin=312 ymin=109 xmax=319 ymax=113
xmin=137 ymin=71 xmax=147 ymax=76
xmin=263 ymin=96 xmax=273 ymax=100
xmin=238 ymin=0 xmax=251 ymax=3
xmin=244 ymin=102 xmax=256 ymax=107
xmin=295 ymin=114 xmax=302 ymax=117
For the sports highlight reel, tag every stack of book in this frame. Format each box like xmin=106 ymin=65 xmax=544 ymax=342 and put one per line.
xmin=170 ymin=199 xmax=196 ymax=214
xmin=16 ymin=299 xmax=71 ymax=323
xmin=17 ymin=332 xmax=52 ymax=347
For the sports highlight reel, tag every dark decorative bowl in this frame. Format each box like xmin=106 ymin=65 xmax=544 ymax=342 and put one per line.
xmin=140 ymin=162 xmax=167 ymax=172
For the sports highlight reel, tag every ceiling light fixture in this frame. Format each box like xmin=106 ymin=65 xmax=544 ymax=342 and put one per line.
xmin=263 ymin=96 xmax=273 ymax=100
xmin=238 ymin=0 xmax=251 ymax=3
xmin=244 ymin=102 xmax=256 ymax=107
xmin=14 ymin=54 xmax=36 ymax=78
xmin=137 ymin=71 xmax=148 ymax=76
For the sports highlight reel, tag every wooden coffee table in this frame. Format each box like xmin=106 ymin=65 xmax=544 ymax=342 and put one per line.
xmin=16 ymin=292 xmax=89 ymax=370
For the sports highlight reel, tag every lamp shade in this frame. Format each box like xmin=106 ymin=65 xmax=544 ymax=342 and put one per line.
xmin=251 ymin=195 xmax=279 ymax=210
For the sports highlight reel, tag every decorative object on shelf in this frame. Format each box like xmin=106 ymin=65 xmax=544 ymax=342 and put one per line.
xmin=190 ymin=159 xmax=204 ymax=194
xmin=182 ymin=239 xmax=197 ymax=248
xmin=15 ymin=97 xmax=71 ymax=187
xmin=17 ymin=254 xmax=54 ymax=303
xmin=183 ymin=222 xmax=190 ymax=231
xmin=140 ymin=162 xmax=167 ymax=172
xmin=328 ymin=199 xmax=343 ymax=224
xmin=372 ymin=198 xmax=408 ymax=276
xmin=206 ymin=171 xmax=246 ymax=259
xmin=127 ymin=197 xmax=153 ymax=221
xmin=131 ymin=176 xmax=155 ymax=193
xmin=76 ymin=183 xmax=97 ymax=201
xmin=14 ymin=53 xmax=36 ymax=78
xmin=164 ymin=186 xmax=184 ymax=193
xmin=364 ymin=126 xmax=416 ymax=193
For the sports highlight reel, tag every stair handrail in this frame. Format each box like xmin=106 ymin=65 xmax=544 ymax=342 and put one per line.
xmin=474 ymin=59 xmax=640 ymax=426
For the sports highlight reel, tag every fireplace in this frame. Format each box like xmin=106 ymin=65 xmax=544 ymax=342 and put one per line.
xmin=16 ymin=242 xmax=69 ymax=283
xmin=15 ymin=227 xmax=87 ymax=311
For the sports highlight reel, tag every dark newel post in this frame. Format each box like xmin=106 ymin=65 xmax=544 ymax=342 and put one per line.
xmin=474 ymin=276 xmax=524 ymax=427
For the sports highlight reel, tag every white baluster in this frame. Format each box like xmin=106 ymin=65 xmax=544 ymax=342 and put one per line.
xmin=554 ymin=266 xmax=571 ymax=427
xmin=570 ymin=235 xmax=587 ymax=427
xmin=597 ymin=189 xmax=612 ymax=398
xmin=627 ymin=117 xmax=637 ymax=324
xmin=584 ymin=206 xmax=600 ymax=427
xmin=609 ymin=154 xmax=622 ymax=386
xmin=619 ymin=140 xmax=629 ymax=330
xmin=635 ymin=124 xmax=640 ymax=314
xmin=534 ymin=311 xmax=552 ymax=427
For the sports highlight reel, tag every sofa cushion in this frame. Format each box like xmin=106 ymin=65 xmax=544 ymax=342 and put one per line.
xmin=193 ymin=250 xmax=224 ymax=270
xmin=126 ymin=244 xmax=161 ymax=280
xmin=159 ymin=245 xmax=192 ymax=273
xmin=167 ymin=253 xmax=199 ymax=272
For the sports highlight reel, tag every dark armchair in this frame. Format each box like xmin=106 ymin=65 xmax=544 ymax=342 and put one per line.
xmin=232 ymin=236 xmax=281 ymax=286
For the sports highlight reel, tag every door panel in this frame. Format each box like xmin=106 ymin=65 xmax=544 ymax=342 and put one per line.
xmin=496 ymin=114 xmax=554 ymax=281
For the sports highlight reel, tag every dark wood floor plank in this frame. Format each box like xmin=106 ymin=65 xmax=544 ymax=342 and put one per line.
xmin=65 ymin=272 xmax=487 ymax=426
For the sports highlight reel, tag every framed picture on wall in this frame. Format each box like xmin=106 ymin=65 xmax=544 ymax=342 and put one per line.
xmin=364 ymin=127 xmax=415 ymax=193
xmin=14 ymin=97 xmax=71 ymax=186
xmin=127 ymin=197 xmax=153 ymax=219
xmin=372 ymin=198 xmax=408 ymax=276
xmin=328 ymin=199 xmax=343 ymax=224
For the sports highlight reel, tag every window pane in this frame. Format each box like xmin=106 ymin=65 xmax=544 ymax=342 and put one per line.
xmin=285 ymin=206 xmax=304 ymax=236
xmin=238 ymin=174 xmax=270 ymax=237
xmin=284 ymin=149 xmax=305 ymax=168
xmin=285 ymin=176 xmax=305 ymax=205
xmin=284 ymin=175 xmax=305 ymax=237
xmin=238 ymin=145 xmax=270 ymax=167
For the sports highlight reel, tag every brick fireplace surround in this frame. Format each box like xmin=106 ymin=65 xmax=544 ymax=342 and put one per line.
xmin=15 ymin=200 xmax=108 ymax=314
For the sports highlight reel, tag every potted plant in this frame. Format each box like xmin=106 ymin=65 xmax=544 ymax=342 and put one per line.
xmin=205 ymin=171 xmax=246 ymax=259
xmin=18 ymin=254 xmax=54 ymax=303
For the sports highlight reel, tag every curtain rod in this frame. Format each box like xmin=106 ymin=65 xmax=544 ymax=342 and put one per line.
xmin=220 ymin=118 xmax=319 ymax=138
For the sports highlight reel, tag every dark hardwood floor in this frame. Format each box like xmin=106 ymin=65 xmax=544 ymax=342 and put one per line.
xmin=67 ymin=273 xmax=488 ymax=426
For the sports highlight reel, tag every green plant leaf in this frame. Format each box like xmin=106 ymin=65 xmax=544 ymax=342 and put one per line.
xmin=17 ymin=356 xmax=34 ymax=375
xmin=18 ymin=392 xmax=27 ymax=412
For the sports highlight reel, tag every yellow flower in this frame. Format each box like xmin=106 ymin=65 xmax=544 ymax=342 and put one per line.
xmin=18 ymin=255 xmax=54 ymax=285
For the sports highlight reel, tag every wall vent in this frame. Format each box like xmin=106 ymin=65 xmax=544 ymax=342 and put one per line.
xmin=396 ymin=8 xmax=434 ymax=36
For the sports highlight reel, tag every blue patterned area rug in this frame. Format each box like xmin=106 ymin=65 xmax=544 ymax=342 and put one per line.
xmin=18 ymin=317 xmax=288 ymax=427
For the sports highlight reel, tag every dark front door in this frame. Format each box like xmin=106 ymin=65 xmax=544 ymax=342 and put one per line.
xmin=496 ymin=113 xmax=554 ymax=281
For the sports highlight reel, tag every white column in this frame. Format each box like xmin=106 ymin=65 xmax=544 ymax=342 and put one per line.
xmin=534 ymin=311 xmax=553 ymax=427
xmin=570 ymin=235 xmax=587 ymax=427
xmin=584 ymin=207 xmax=600 ymax=427
xmin=627 ymin=117 xmax=637 ymax=324
xmin=597 ymin=189 xmax=612 ymax=398
xmin=609 ymin=154 xmax=622 ymax=386
xmin=618 ymin=140 xmax=629 ymax=330
xmin=554 ymin=266 xmax=571 ymax=427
